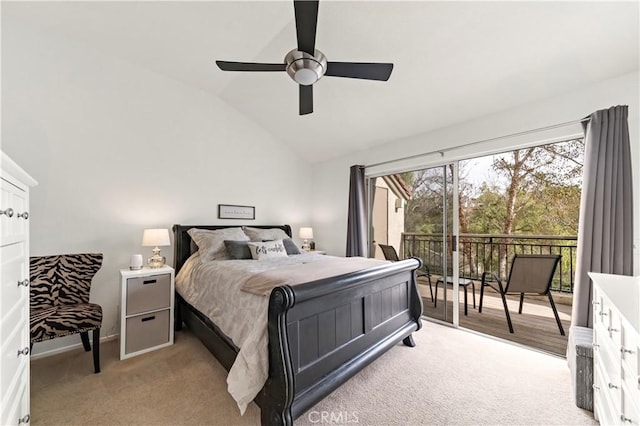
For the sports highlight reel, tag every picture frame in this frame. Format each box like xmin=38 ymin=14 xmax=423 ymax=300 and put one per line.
xmin=218 ymin=204 xmax=255 ymax=220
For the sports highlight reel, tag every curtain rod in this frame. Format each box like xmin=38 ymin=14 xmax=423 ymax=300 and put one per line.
xmin=364 ymin=116 xmax=590 ymax=170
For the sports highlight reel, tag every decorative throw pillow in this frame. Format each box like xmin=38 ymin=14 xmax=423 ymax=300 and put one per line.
xmin=224 ymin=240 xmax=252 ymax=260
xmin=242 ymin=226 xmax=290 ymax=242
xmin=261 ymin=238 xmax=302 ymax=255
xmin=187 ymin=227 xmax=248 ymax=261
xmin=247 ymin=240 xmax=288 ymax=260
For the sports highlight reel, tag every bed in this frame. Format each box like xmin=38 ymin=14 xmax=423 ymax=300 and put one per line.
xmin=172 ymin=224 xmax=423 ymax=425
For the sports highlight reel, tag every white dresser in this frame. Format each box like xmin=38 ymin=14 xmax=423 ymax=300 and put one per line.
xmin=1 ymin=152 xmax=37 ymax=426
xmin=590 ymin=272 xmax=640 ymax=425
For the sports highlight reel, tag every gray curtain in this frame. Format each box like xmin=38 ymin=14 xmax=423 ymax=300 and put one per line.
xmin=571 ymin=105 xmax=634 ymax=328
xmin=346 ymin=165 xmax=367 ymax=257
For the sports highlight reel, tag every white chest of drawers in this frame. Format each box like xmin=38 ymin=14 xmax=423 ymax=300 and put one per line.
xmin=1 ymin=152 xmax=37 ymax=426
xmin=119 ymin=266 xmax=175 ymax=360
xmin=590 ymin=272 xmax=640 ymax=425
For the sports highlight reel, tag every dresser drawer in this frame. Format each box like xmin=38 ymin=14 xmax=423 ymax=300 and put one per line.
xmin=124 ymin=309 xmax=170 ymax=355
xmin=0 ymin=323 xmax=28 ymax=405
xmin=126 ymin=273 xmax=171 ymax=315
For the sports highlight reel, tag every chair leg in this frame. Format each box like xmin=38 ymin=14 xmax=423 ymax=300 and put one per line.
xmin=547 ymin=293 xmax=565 ymax=336
xmin=463 ymin=286 xmax=468 ymax=316
xmin=434 ymin=280 xmax=440 ymax=307
xmin=403 ymin=334 xmax=416 ymax=347
xmin=479 ymin=283 xmax=485 ymax=313
xmin=80 ymin=331 xmax=91 ymax=352
xmin=471 ymin=282 xmax=476 ymax=308
xmin=518 ymin=293 xmax=525 ymax=314
xmin=92 ymin=328 xmax=101 ymax=374
xmin=428 ymin=280 xmax=434 ymax=302
xmin=499 ymin=291 xmax=514 ymax=333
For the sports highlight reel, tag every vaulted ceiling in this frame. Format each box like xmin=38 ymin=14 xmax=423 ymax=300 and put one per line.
xmin=4 ymin=1 xmax=638 ymax=163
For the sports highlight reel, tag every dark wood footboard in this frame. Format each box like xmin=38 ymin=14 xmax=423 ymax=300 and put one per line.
xmin=172 ymin=224 xmax=422 ymax=426
xmin=260 ymin=258 xmax=422 ymax=425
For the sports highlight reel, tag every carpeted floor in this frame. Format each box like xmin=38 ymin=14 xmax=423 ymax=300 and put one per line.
xmin=31 ymin=320 xmax=596 ymax=425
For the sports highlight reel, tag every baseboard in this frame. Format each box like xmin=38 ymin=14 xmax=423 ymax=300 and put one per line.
xmin=30 ymin=334 xmax=119 ymax=360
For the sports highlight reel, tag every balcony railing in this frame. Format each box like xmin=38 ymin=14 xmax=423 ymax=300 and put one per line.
xmin=401 ymin=233 xmax=578 ymax=293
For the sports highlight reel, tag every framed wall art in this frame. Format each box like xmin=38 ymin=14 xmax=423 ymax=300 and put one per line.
xmin=218 ymin=204 xmax=255 ymax=220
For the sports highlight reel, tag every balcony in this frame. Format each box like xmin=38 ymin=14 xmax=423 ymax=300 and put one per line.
xmin=401 ymin=233 xmax=577 ymax=356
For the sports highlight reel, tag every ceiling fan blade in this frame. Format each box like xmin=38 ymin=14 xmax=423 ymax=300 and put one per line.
xmin=294 ymin=0 xmax=319 ymax=55
xmin=325 ymin=62 xmax=394 ymax=81
xmin=216 ymin=61 xmax=286 ymax=72
xmin=299 ymin=85 xmax=313 ymax=115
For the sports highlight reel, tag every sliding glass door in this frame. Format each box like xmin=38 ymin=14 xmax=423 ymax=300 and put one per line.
xmin=370 ymin=163 xmax=460 ymax=325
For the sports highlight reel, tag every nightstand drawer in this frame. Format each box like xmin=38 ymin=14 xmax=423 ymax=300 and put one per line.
xmin=125 ymin=309 xmax=170 ymax=354
xmin=126 ymin=273 xmax=171 ymax=315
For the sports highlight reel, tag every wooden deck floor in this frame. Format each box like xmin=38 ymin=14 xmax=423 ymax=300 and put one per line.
xmin=417 ymin=279 xmax=572 ymax=357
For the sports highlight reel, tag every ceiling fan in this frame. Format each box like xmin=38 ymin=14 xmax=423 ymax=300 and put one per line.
xmin=216 ymin=0 xmax=393 ymax=115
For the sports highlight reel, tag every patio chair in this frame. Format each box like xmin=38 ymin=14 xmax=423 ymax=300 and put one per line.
xmin=479 ymin=254 xmax=565 ymax=335
xmin=378 ymin=244 xmax=434 ymax=301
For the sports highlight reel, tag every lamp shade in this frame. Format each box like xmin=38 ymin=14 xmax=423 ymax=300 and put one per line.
xmin=142 ymin=228 xmax=170 ymax=247
xmin=299 ymin=227 xmax=314 ymax=239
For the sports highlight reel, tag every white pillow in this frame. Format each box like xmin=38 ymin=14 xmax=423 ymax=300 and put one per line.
xmin=187 ymin=227 xmax=249 ymax=261
xmin=242 ymin=226 xmax=290 ymax=241
xmin=247 ymin=240 xmax=288 ymax=260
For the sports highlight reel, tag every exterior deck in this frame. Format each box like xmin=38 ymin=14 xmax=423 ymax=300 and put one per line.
xmin=418 ymin=280 xmax=571 ymax=357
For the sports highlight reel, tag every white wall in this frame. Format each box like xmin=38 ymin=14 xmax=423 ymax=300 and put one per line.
xmin=312 ymin=71 xmax=640 ymax=275
xmin=1 ymin=22 xmax=312 ymax=355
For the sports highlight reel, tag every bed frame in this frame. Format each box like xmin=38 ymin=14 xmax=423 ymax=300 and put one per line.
xmin=173 ymin=224 xmax=423 ymax=425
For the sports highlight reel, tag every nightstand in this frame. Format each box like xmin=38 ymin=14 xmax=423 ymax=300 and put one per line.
xmin=119 ymin=266 xmax=175 ymax=360
xmin=307 ymin=250 xmax=326 ymax=255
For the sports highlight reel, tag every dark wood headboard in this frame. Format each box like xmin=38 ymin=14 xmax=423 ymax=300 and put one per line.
xmin=172 ymin=224 xmax=292 ymax=273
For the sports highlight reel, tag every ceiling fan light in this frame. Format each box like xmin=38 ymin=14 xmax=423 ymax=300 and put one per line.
xmin=285 ymin=49 xmax=327 ymax=86
xmin=294 ymin=68 xmax=319 ymax=85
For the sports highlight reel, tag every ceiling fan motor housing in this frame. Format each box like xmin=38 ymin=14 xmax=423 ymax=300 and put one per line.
xmin=285 ymin=49 xmax=327 ymax=85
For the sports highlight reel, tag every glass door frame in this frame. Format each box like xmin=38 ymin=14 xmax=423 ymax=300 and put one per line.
xmin=366 ymin=161 xmax=461 ymax=327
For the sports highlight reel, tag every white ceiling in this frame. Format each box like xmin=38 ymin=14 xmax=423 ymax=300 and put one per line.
xmin=4 ymin=1 xmax=639 ymax=163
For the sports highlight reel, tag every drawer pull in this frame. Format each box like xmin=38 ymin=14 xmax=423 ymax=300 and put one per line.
xmin=621 ymin=347 xmax=635 ymax=354
xmin=0 ymin=207 xmax=14 ymax=217
xmin=17 ymin=347 xmax=29 ymax=357
xmin=592 ymin=384 xmax=600 ymax=390
xmin=18 ymin=414 xmax=30 ymax=425
xmin=592 ymin=343 xmax=600 ymax=349
xmin=592 ymin=300 xmax=600 ymax=305
xmin=17 ymin=279 xmax=30 ymax=287
xmin=16 ymin=211 xmax=29 ymax=220
xmin=599 ymin=312 xmax=608 ymax=316
xmin=608 ymin=327 xmax=619 ymax=333
xmin=608 ymin=383 xmax=619 ymax=389
xmin=143 ymin=279 xmax=157 ymax=285
xmin=141 ymin=316 xmax=156 ymax=322
xmin=620 ymin=415 xmax=632 ymax=423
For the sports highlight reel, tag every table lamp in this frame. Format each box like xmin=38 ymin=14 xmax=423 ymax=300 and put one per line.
xmin=299 ymin=227 xmax=314 ymax=251
xmin=142 ymin=228 xmax=170 ymax=268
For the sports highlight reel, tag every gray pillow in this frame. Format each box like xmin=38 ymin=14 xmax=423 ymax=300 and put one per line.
xmin=282 ymin=238 xmax=302 ymax=255
xmin=224 ymin=240 xmax=252 ymax=260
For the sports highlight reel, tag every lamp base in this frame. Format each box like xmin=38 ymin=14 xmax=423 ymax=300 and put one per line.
xmin=148 ymin=247 xmax=166 ymax=268
xmin=301 ymin=239 xmax=310 ymax=251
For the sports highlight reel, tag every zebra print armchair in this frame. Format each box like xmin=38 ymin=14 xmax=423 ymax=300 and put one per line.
xmin=30 ymin=253 xmax=103 ymax=373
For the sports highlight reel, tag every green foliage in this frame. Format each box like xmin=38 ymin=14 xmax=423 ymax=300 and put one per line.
xmin=403 ymin=139 xmax=583 ymax=237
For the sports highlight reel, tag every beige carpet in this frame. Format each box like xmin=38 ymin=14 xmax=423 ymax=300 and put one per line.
xmin=31 ymin=321 xmax=596 ymax=425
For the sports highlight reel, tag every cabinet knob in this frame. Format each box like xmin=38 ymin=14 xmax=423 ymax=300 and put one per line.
xmin=18 ymin=414 xmax=30 ymax=425
xmin=599 ymin=311 xmax=608 ymax=316
xmin=17 ymin=347 xmax=29 ymax=357
xmin=608 ymin=383 xmax=619 ymax=389
xmin=621 ymin=347 xmax=635 ymax=354
xmin=620 ymin=415 xmax=632 ymax=423
xmin=17 ymin=279 xmax=30 ymax=287
xmin=592 ymin=300 xmax=600 ymax=305
xmin=592 ymin=343 xmax=600 ymax=349
xmin=16 ymin=211 xmax=29 ymax=220
xmin=592 ymin=384 xmax=600 ymax=390
xmin=608 ymin=327 xmax=619 ymax=333
xmin=0 ymin=207 xmax=14 ymax=217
